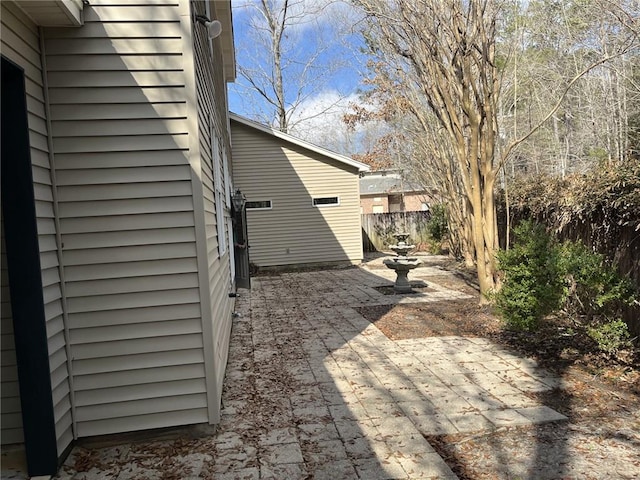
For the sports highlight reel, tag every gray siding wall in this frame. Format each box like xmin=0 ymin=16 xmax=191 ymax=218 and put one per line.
xmin=192 ymin=1 xmax=234 ymax=416
xmin=45 ymin=0 xmax=211 ymax=437
xmin=231 ymin=122 xmax=364 ymax=267
xmin=0 ymin=1 xmax=73 ymax=453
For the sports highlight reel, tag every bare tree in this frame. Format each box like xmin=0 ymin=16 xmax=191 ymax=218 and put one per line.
xmin=232 ymin=0 xmax=356 ymax=134
xmin=499 ymin=0 xmax=640 ymax=176
xmin=349 ymin=0 xmax=639 ymax=299
xmin=350 ymin=0 xmax=503 ymax=298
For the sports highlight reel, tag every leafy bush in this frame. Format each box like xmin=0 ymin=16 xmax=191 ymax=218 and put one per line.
xmin=496 ymin=223 xmax=637 ymax=351
xmin=425 ymin=204 xmax=448 ymax=253
xmin=587 ymin=319 xmax=632 ymax=355
xmin=426 ymin=204 xmax=448 ymax=241
xmin=494 ymin=220 xmax=564 ymax=331
xmin=559 ymin=241 xmax=635 ymax=320
xmin=373 ymin=223 xmax=397 ymax=249
xmin=558 ymin=241 xmax=636 ymax=353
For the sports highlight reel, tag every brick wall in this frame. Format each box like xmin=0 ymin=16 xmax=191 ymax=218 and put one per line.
xmin=360 ymin=192 xmax=431 ymax=214
xmin=360 ymin=195 xmax=389 ymax=214
xmin=403 ymin=193 xmax=431 ymax=211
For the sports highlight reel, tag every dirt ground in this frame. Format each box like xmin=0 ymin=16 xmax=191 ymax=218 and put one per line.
xmin=358 ymin=259 xmax=640 ymax=479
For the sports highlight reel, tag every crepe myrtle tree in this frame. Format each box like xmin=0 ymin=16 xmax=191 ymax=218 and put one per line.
xmin=349 ymin=0 xmax=639 ymax=300
xmin=349 ymin=0 xmax=502 ymax=299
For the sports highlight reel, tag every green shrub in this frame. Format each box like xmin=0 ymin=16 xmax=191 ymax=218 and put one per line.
xmin=373 ymin=223 xmax=396 ymax=249
xmin=559 ymin=241 xmax=635 ymax=320
xmin=558 ymin=241 xmax=636 ymax=353
xmin=426 ymin=204 xmax=448 ymax=242
xmin=587 ymin=319 xmax=632 ymax=354
xmin=424 ymin=204 xmax=448 ymax=253
xmin=425 ymin=238 xmax=442 ymax=254
xmin=495 ymin=220 xmax=637 ymax=351
xmin=494 ymin=220 xmax=564 ymax=331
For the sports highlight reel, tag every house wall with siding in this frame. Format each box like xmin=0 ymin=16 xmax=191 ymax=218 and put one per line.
xmin=231 ymin=121 xmax=364 ymax=268
xmin=191 ymin=0 xmax=234 ymax=421
xmin=45 ymin=0 xmax=214 ymax=437
xmin=0 ymin=1 xmax=73 ymax=454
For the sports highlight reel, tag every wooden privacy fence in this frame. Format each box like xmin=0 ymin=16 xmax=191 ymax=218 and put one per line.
xmin=361 ymin=211 xmax=431 ymax=252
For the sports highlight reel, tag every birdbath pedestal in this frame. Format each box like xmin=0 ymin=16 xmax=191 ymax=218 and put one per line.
xmin=383 ymin=258 xmax=421 ymax=293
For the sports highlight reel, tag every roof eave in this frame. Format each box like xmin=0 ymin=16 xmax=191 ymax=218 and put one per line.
xmin=213 ymin=1 xmax=236 ymax=82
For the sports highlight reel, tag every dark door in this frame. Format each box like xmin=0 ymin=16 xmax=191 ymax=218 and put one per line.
xmin=1 ymin=56 xmax=59 ymax=476
xmin=233 ymin=199 xmax=251 ymax=289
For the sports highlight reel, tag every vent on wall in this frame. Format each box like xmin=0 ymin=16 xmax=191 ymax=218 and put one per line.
xmin=246 ymin=200 xmax=272 ymax=210
xmin=312 ymin=197 xmax=339 ymax=207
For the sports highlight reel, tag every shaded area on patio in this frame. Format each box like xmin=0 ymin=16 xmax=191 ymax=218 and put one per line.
xmin=38 ymin=254 xmax=588 ymax=479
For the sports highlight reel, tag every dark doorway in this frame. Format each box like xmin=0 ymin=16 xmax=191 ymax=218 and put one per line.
xmin=1 ymin=56 xmax=59 ymax=476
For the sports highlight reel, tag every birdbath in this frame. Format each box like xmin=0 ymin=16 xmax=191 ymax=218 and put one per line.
xmin=383 ymin=233 xmax=421 ymax=293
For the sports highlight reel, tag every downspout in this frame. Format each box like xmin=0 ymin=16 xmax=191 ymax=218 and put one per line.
xmin=39 ymin=27 xmax=78 ymax=441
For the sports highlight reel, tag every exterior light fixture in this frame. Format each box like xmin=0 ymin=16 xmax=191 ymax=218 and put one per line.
xmin=195 ymin=14 xmax=222 ymax=39
xmin=232 ymin=189 xmax=246 ymax=212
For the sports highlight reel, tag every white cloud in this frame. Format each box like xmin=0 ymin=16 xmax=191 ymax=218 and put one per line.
xmin=287 ymin=90 xmax=378 ymax=156
xmin=232 ymin=0 xmax=362 ymax=35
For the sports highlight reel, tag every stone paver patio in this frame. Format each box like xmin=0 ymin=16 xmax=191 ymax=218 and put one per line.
xmin=47 ymin=255 xmax=567 ymax=480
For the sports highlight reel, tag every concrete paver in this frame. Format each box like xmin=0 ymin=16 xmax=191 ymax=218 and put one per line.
xmin=44 ymin=256 xmax=569 ymax=479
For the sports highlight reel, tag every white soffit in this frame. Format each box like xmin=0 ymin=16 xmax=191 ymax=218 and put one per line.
xmin=15 ymin=0 xmax=83 ymax=27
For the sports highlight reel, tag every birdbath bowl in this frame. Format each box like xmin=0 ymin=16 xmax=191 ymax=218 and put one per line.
xmin=390 ymin=243 xmax=414 ymax=257
xmin=383 ymin=257 xmax=421 ymax=293
xmin=389 ymin=233 xmax=414 ymax=257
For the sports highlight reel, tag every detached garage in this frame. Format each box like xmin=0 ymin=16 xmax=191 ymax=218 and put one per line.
xmin=230 ymin=114 xmax=369 ymax=269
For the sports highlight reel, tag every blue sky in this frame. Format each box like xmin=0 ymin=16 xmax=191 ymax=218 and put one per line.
xmin=227 ymin=0 xmax=371 ymax=153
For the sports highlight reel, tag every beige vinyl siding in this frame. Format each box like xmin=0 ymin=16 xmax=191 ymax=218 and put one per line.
xmin=45 ymin=1 xmax=208 ymax=437
xmin=1 ymin=1 xmax=73 ymax=453
xmin=231 ymin=121 xmax=364 ymax=267
xmin=192 ymin=0 xmax=234 ymax=416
